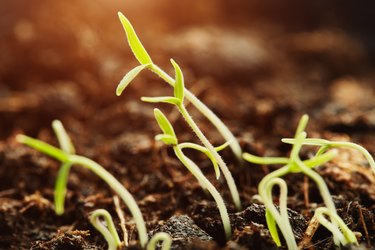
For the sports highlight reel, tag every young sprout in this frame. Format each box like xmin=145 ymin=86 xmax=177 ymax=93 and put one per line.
xmin=141 ymin=59 xmax=241 ymax=211
xmin=313 ymin=207 xmax=358 ymax=247
xmin=281 ymin=138 xmax=375 ymax=174
xmin=90 ymin=209 xmax=173 ymax=250
xmin=243 ymin=115 xmax=358 ymax=248
xmin=261 ymin=178 xmax=297 ymax=249
xmin=147 ymin=232 xmax=172 ymax=250
xmin=116 ymin=12 xmax=243 ymax=163
xmin=51 ymin=120 xmax=75 ymax=215
xmin=16 ymin=121 xmax=149 ymax=248
xmin=153 ymin=108 xmax=232 ymax=239
xmin=89 ymin=209 xmax=122 ymax=250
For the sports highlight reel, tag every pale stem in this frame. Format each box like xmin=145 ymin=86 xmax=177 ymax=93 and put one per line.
xmin=68 ymin=155 xmax=148 ymax=248
xmin=89 ymin=209 xmax=122 ymax=250
xmin=147 ymin=232 xmax=172 ymax=250
xmin=177 ymin=103 xmax=241 ymax=210
xmin=174 ymin=145 xmax=232 ymax=239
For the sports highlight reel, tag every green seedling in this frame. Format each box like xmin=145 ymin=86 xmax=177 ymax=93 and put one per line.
xmin=16 ymin=121 xmax=149 ymax=248
xmin=147 ymin=232 xmax=172 ymax=250
xmin=153 ymin=108 xmax=232 ymax=239
xmin=313 ymin=207 xmax=358 ymax=247
xmin=116 ymin=12 xmax=243 ymax=164
xmin=51 ymin=120 xmax=75 ymax=215
xmin=141 ymin=58 xmax=241 ymax=211
xmin=90 ymin=209 xmax=123 ymax=250
xmin=90 ymin=208 xmax=172 ymax=250
xmin=262 ymin=178 xmax=296 ymax=248
xmin=243 ymin=115 xmax=358 ymax=249
xmin=281 ymin=138 xmax=375 ymax=174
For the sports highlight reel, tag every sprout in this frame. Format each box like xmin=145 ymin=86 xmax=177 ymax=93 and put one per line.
xmin=16 ymin=121 xmax=149 ymax=248
xmin=261 ymin=178 xmax=296 ymax=248
xmin=142 ymin=59 xmax=241 ymax=211
xmin=147 ymin=232 xmax=172 ymax=250
xmin=89 ymin=209 xmax=122 ymax=250
xmin=116 ymin=12 xmax=243 ymax=163
xmin=153 ymin=108 xmax=232 ymax=239
xmin=281 ymin=138 xmax=375 ymax=174
xmin=243 ymin=115 xmax=359 ymax=248
xmin=90 ymin=208 xmax=173 ymax=250
xmin=313 ymin=207 xmax=358 ymax=246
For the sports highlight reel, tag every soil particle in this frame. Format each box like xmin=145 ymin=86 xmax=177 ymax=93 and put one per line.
xmin=30 ymin=230 xmax=99 ymax=250
xmin=149 ymin=215 xmax=216 ymax=250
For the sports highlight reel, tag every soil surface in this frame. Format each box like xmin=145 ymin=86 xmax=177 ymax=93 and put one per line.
xmin=1 ymin=1 xmax=375 ymax=249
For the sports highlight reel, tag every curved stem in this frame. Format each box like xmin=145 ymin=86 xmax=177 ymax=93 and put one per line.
xmin=147 ymin=232 xmax=172 ymax=250
xmin=177 ymin=103 xmax=241 ymax=210
xmin=314 ymin=207 xmax=358 ymax=246
xmin=89 ymin=209 xmax=122 ymax=250
xmin=68 ymin=155 xmax=148 ymax=248
xmin=150 ymin=64 xmax=242 ymax=163
xmin=174 ymin=146 xmax=232 ymax=239
xmin=263 ymin=178 xmax=297 ymax=250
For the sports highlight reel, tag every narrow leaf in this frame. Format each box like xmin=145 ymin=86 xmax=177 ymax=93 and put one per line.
xmin=214 ymin=141 xmax=231 ymax=152
xmin=153 ymin=108 xmax=176 ymax=137
xmin=141 ymin=96 xmax=181 ymax=105
xmin=155 ymin=134 xmax=178 ymax=145
xmin=54 ymin=162 xmax=72 ymax=215
xmin=118 ymin=12 xmax=153 ymax=65
xmin=52 ymin=120 xmax=75 ymax=154
xmin=117 ymin=64 xmax=151 ymax=96
xmin=16 ymin=135 xmax=69 ymax=162
xmin=170 ymin=59 xmax=184 ymax=101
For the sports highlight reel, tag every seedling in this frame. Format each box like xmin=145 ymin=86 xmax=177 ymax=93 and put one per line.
xmin=243 ymin=115 xmax=359 ymax=249
xmin=313 ymin=207 xmax=358 ymax=247
xmin=147 ymin=232 xmax=172 ymax=250
xmin=90 ymin=208 xmax=172 ymax=250
xmin=116 ymin=12 xmax=243 ymax=164
xmin=16 ymin=121 xmax=149 ymax=248
xmin=139 ymin=58 xmax=241 ymax=211
xmin=89 ymin=209 xmax=122 ymax=250
xmin=281 ymin=138 xmax=375 ymax=174
xmin=153 ymin=108 xmax=232 ymax=239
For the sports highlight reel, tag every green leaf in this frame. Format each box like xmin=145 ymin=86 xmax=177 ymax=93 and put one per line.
xmin=153 ymin=108 xmax=176 ymax=137
xmin=170 ymin=59 xmax=184 ymax=101
xmin=266 ymin=209 xmax=281 ymax=247
xmin=243 ymin=153 xmax=289 ymax=165
xmin=295 ymin=114 xmax=309 ymax=137
xmin=141 ymin=96 xmax=181 ymax=105
xmin=52 ymin=120 xmax=75 ymax=154
xmin=118 ymin=12 xmax=153 ymax=65
xmin=54 ymin=162 xmax=72 ymax=215
xmin=214 ymin=141 xmax=231 ymax=152
xmin=16 ymin=135 xmax=69 ymax=163
xmin=116 ymin=64 xmax=151 ymax=96
xmin=155 ymin=134 xmax=178 ymax=145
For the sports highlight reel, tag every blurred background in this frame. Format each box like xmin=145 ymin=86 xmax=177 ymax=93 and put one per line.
xmin=1 ymin=0 xmax=375 ymax=141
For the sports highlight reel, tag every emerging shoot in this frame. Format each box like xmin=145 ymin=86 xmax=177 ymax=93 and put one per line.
xmin=116 ymin=12 xmax=243 ymax=163
xmin=152 ymin=108 xmax=232 ymax=239
xmin=142 ymin=60 xmax=241 ymax=210
xmin=16 ymin=121 xmax=149 ymax=248
xmin=243 ymin=115 xmax=359 ymax=249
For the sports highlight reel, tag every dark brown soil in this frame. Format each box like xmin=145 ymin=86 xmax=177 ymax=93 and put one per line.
xmin=1 ymin=1 xmax=375 ymax=249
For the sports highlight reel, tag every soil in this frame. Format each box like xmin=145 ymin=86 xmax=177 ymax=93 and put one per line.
xmin=1 ymin=1 xmax=375 ymax=249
